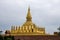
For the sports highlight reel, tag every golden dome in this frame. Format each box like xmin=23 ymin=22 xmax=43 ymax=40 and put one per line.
xmin=10 ymin=7 xmax=45 ymax=35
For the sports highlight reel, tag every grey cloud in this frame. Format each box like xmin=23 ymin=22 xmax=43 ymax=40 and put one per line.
xmin=0 ymin=0 xmax=60 ymax=34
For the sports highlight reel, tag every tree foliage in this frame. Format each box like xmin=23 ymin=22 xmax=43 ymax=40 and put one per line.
xmin=0 ymin=35 xmax=3 ymax=40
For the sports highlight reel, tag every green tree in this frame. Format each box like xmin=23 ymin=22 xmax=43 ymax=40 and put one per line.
xmin=4 ymin=36 xmax=14 ymax=40
xmin=0 ymin=35 xmax=3 ymax=40
xmin=58 ymin=26 xmax=60 ymax=36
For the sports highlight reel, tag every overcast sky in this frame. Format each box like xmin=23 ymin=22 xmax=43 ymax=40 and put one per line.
xmin=0 ymin=0 xmax=60 ymax=34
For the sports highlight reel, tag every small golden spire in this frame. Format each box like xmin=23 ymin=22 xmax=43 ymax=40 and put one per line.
xmin=26 ymin=6 xmax=32 ymax=21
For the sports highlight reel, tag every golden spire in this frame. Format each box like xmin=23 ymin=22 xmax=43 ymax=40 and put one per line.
xmin=26 ymin=7 xmax=32 ymax=21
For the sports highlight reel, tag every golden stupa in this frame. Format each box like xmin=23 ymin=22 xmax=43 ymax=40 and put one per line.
xmin=10 ymin=7 xmax=45 ymax=35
